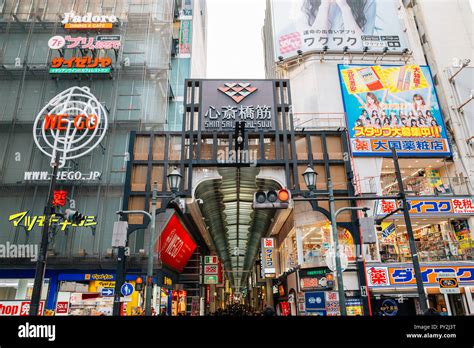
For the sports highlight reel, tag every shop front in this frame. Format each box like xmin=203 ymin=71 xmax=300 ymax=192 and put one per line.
xmin=366 ymin=262 xmax=474 ymax=315
xmin=53 ymin=272 xmax=144 ymax=316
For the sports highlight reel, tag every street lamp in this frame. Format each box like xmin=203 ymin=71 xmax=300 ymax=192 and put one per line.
xmin=302 ymin=165 xmax=317 ymax=192
xmin=167 ymin=167 xmax=182 ymax=194
xmin=302 ymin=165 xmax=347 ymax=315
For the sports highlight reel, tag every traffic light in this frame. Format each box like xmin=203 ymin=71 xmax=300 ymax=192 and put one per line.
xmin=64 ymin=209 xmax=85 ymax=224
xmin=253 ymin=189 xmax=290 ymax=209
xmin=375 ymin=219 xmax=383 ymax=232
xmin=135 ymin=276 xmax=143 ymax=291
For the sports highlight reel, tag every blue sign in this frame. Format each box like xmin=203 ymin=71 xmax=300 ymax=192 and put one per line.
xmin=304 ymin=291 xmax=325 ymax=311
xmin=101 ymin=288 xmax=114 ymax=297
xmin=121 ymin=283 xmax=134 ymax=297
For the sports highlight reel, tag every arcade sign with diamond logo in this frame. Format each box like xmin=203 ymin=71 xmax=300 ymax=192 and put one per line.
xmin=200 ymin=80 xmax=276 ymax=131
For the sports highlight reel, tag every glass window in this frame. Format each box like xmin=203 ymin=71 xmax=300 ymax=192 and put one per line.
xmin=152 ymin=136 xmax=165 ymax=160
xmin=169 ymin=136 xmax=182 ymax=161
xmin=151 ymin=166 xmax=164 ymax=191
xmin=200 ymin=137 xmax=213 ymax=160
xmin=263 ymin=136 xmax=276 ymax=160
xmin=131 ymin=165 xmax=147 ymax=192
xmin=134 ymin=136 xmax=149 ymax=160
xmin=295 ymin=136 xmax=308 ymax=160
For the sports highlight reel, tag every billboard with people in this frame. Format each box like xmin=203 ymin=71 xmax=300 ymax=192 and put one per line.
xmin=337 ymin=64 xmax=451 ymax=157
xmin=271 ymin=0 xmax=408 ymax=60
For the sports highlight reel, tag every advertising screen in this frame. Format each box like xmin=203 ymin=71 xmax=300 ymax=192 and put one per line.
xmin=338 ymin=64 xmax=451 ymax=157
xmin=271 ymin=0 xmax=407 ymax=60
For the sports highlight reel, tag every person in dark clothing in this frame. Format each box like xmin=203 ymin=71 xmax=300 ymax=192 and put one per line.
xmin=263 ymin=306 xmax=275 ymax=317
xmin=424 ymin=307 xmax=440 ymax=316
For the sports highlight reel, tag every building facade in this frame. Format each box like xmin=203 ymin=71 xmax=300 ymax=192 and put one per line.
xmin=0 ymin=0 xmax=206 ymax=316
xmin=263 ymin=0 xmax=474 ymax=315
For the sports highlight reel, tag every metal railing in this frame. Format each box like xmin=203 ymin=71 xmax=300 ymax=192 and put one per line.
xmin=293 ymin=112 xmax=346 ymax=131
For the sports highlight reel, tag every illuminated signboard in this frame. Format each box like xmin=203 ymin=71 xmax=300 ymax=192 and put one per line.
xmin=62 ymin=12 xmax=118 ymax=29
xmin=49 ymin=57 xmax=112 ymax=74
xmin=33 ymin=86 xmax=108 ymax=168
xmin=261 ymin=238 xmax=277 ymax=277
xmin=154 ymin=214 xmax=197 ymax=273
xmin=338 ymin=64 xmax=451 ymax=157
xmin=9 ymin=211 xmax=97 ymax=232
xmin=375 ymin=198 xmax=474 ymax=216
xmin=366 ymin=263 xmax=474 ymax=287
xmin=48 ymin=35 xmax=121 ymax=50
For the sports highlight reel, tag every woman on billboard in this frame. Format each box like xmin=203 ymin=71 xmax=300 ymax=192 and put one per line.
xmin=302 ymin=0 xmax=376 ymax=40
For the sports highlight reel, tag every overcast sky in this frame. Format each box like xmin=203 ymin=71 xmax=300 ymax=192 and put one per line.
xmin=206 ymin=0 xmax=267 ymax=79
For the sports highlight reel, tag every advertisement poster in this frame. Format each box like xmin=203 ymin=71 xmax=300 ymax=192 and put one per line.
xmin=338 ymin=64 xmax=451 ymax=157
xmin=271 ymin=0 xmax=407 ymax=60
xmin=381 ymin=223 xmax=396 ymax=243
xmin=179 ymin=19 xmax=192 ymax=57
xmin=451 ymin=220 xmax=472 ymax=251
xmin=324 ymin=291 xmax=340 ymax=316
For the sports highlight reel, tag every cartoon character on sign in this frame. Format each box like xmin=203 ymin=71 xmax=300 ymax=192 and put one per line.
xmin=33 ymin=86 xmax=108 ymax=168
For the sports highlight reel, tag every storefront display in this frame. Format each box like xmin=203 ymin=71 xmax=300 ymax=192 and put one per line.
xmin=378 ymin=220 xmax=473 ymax=263
xmin=171 ymin=290 xmax=187 ymax=316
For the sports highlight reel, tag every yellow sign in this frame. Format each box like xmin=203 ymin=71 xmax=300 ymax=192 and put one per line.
xmin=163 ymin=276 xmax=173 ymax=286
xmin=340 ymin=65 xmax=428 ymax=95
xmin=9 ymin=211 xmax=97 ymax=232
xmin=96 ymin=281 xmax=115 ymax=288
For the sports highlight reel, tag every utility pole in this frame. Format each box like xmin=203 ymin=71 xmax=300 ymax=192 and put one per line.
xmin=112 ymin=216 xmax=128 ymax=316
xmin=29 ymin=153 xmax=59 ymax=316
xmin=391 ymin=147 xmax=428 ymax=314
xmin=328 ymin=177 xmax=347 ymax=316
xmin=145 ymin=182 xmax=159 ymax=316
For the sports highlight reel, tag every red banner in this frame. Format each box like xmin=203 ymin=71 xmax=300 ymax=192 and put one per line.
xmin=155 ymin=214 xmax=197 ymax=272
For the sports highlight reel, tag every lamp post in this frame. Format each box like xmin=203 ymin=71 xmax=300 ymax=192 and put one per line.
xmin=144 ymin=168 xmax=182 ymax=316
xmin=113 ymin=168 xmax=182 ymax=316
xmin=302 ymin=165 xmax=347 ymax=316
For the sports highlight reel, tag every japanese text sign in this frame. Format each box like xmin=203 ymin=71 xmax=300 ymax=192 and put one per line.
xmin=200 ymin=80 xmax=276 ymax=131
xmin=271 ymin=0 xmax=407 ymax=60
xmin=338 ymin=64 xmax=451 ymax=157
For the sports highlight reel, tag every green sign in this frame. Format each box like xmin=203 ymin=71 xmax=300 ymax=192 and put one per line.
xmin=49 ymin=67 xmax=111 ymax=74
xmin=204 ymin=275 xmax=218 ymax=284
xmin=307 ymin=270 xmax=326 ymax=276
xmin=205 ymin=256 xmax=218 ymax=264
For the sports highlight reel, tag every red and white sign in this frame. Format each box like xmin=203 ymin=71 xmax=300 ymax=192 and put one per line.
xmin=155 ymin=214 xmax=197 ymax=273
xmin=55 ymin=301 xmax=69 ymax=314
xmin=366 ymin=267 xmax=390 ymax=287
xmin=204 ymin=264 xmax=218 ymax=275
xmin=263 ymin=238 xmax=274 ymax=248
xmin=0 ymin=301 xmax=45 ymax=316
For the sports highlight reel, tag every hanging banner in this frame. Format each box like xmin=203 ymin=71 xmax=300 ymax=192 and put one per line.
xmin=178 ymin=20 xmax=192 ymax=57
xmin=338 ymin=64 xmax=451 ymax=157
xmin=155 ymin=214 xmax=197 ymax=273
xmin=271 ymin=0 xmax=408 ymax=61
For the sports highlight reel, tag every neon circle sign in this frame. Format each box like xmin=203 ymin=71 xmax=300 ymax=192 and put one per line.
xmin=33 ymin=86 xmax=108 ymax=168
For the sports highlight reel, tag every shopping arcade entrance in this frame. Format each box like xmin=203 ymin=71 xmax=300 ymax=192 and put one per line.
xmin=122 ymin=79 xmax=367 ymax=312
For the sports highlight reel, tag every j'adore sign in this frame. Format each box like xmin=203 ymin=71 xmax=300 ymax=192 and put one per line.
xmin=33 ymin=86 xmax=108 ymax=168
xmin=200 ymin=80 xmax=276 ymax=131
xmin=62 ymin=12 xmax=118 ymax=29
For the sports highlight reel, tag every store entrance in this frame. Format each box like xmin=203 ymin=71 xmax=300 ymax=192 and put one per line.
xmin=448 ymin=294 xmax=466 ymax=316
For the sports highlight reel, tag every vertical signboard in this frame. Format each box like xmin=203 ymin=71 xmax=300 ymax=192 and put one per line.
xmin=261 ymin=238 xmax=278 ymax=278
xmin=271 ymin=0 xmax=408 ymax=60
xmin=338 ymin=64 xmax=451 ymax=157
xmin=178 ymin=20 xmax=192 ymax=57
